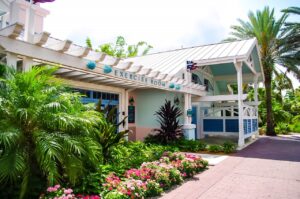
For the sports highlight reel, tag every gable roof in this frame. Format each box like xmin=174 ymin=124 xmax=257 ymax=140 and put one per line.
xmin=125 ymin=38 xmax=259 ymax=76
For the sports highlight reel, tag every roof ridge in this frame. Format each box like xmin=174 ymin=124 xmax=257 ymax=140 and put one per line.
xmin=126 ymin=38 xmax=255 ymax=59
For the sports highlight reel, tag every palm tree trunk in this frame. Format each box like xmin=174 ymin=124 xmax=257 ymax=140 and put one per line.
xmin=264 ymin=73 xmax=276 ymax=136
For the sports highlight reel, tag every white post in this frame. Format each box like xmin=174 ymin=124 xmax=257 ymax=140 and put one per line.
xmin=235 ymin=62 xmax=244 ymax=147
xmin=23 ymin=57 xmax=34 ymax=72
xmin=124 ymin=89 xmax=129 ymax=131
xmin=119 ymin=89 xmax=129 ymax=133
xmin=182 ymin=70 xmax=196 ymax=140
xmin=6 ymin=52 xmax=18 ymax=70
xmin=184 ymin=93 xmax=189 ymax=124
xmin=24 ymin=0 xmax=35 ymax=43
xmin=254 ymin=74 xmax=259 ymax=136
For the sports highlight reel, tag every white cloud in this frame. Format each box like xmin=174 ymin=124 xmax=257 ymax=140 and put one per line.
xmin=41 ymin=0 xmax=246 ymax=50
xmin=41 ymin=0 xmax=299 ymax=88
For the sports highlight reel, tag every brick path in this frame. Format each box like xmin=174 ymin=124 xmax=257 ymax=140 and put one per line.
xmin=160 ymin=135 xmax=300 ymax=199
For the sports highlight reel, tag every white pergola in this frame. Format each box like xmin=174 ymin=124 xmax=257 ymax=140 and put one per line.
xmin=0 ymin=23 xmax=206 ymax=96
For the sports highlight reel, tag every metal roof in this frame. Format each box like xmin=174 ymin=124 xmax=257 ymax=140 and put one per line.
xmin=125 ymin=38 xmax=258 ymax=76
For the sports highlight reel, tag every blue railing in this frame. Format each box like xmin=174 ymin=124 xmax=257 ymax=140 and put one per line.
xmin=203 ymin=118 xmax=258 ymax=135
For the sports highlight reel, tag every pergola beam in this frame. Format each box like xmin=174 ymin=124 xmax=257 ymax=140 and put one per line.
xmin=0 ymin=23 xmax=23 ymax=39
xmin=46 ymin=39 xmax=72 ymax=52
xmin=33 ymin=32 xmax=50 ymax=46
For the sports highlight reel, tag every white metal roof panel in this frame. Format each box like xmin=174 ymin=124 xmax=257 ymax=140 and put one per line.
xmin=125 ymin=38 xmax=257 ymax=75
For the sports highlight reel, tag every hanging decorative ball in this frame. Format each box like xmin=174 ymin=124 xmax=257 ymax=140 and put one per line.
xmin=175 ymin=84 xmax=181 ymax=90
xmin=86 ymin=61 xmax=97 ymax=70
xmin=169 ymin=83 xmax=175 ymax=89
xmin=103 ymin=65 xmax=112 ymax=74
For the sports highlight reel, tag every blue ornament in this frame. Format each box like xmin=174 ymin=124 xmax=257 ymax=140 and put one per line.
xmin=169 ymin=83 xmax=175 ymax=89
xmin=86 ymin=61 xmax=97 ymax=70
xmin=175 ymin=84 xmax=181 ymax=90
xmin=103 ymin=65 xmax=112 ymax=74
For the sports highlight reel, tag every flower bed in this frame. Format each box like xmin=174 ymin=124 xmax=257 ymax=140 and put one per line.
xmin=41 ymin=152 xmax=208 ymax=199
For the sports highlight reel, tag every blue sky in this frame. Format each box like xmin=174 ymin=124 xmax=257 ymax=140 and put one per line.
xmin=41 ymin=0 xmax=299 ymax=87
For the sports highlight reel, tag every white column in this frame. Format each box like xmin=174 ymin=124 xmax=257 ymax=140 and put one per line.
xmin=6 ymin=52 xmax=18 ymax=70
xmin=184 ymin=93 xmax=190 ymax=124
xmin=23 ymin=57 xmax=34 ymax=72
xmin=235 ymin=62 xmax=244 ymax=147
xmin=124 ymin=89 xmax=129 ymax=130
xmin=24 ymin=1 xmax=35 ymax=43
xmin=253 ymin=74 xmax=259 ymax=136
xmin=119 ymin=89 xmax=129 ymax=132
xmin=182 ymin=70 xmax=195 ymax=140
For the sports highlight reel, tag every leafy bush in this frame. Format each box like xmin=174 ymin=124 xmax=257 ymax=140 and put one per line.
xmin=170 ymin=139 xmax=207 ymax=152
xmin=0 ymin=66 xmax=103 ymax=198
xmin=100 ymin=152 xmax=207 ymax=198
xmin=75 ymin=142 xmax=177 ymax=194
xmin=208 ymin=145 xmax=223 ymax=153
xmin=222 ymin=141 xmax=237 ymax=153
xmin=275 ymin=122 xmax=290 ymax=134
xmin=151 ymin=100 xmax=183 ymax=144
xmin=93 ymin=121 xmax=128 ymax=162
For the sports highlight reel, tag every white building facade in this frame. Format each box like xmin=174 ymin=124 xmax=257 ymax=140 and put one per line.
xmin=0 ymin=0 xmax=264 ymax=147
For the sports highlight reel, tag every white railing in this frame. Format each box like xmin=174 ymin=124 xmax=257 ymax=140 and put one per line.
xmin=201 ymin=104 xmax=258 ymax=137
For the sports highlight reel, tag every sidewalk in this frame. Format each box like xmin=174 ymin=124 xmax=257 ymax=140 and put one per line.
xmin=160 ymin=136 xmax=300 ymax=199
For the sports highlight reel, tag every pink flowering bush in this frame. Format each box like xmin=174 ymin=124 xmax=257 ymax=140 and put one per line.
xmin=41 ymin=152 xmax=207 ymax=199
xmin=41 ymin=185 xmax=100 ymax=199
xmin=101 ymin=152 xmax=207 ymax=198
xmin=40 ymin=185 xmax=76 ymax=199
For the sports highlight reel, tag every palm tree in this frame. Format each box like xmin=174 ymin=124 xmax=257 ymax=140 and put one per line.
xmin=280 ymin=7 xmax=300 ymax=80
xmin=0 ymin=65 xmax=103 ymax=198
xmin=86 ymin=36 xmax=153 ymax=58
xmin=227 ymin=7 xmax=299 ymax=135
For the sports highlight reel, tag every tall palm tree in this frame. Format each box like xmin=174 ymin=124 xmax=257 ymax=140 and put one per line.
xmin=0 ymin=65 xmax=103 ymax=198
xmin=227 ymin=7 xmax=298 ymax=135
xmin=280 ymin=7 xmax=300 ymax=80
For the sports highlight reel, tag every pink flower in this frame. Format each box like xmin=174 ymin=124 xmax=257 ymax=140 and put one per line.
xmin=47 ymin=186 xmax=57 ymax=192
xmin=64 ymin=188 xmax=73 ymax=194
xmin=54 ymin=184 xmax=61 ymax=189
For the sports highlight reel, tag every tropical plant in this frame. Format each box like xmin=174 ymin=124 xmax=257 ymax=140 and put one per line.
xmin=0 ymin=65 xmax=103 ymax=198
xmin=86 ymin=36 xmax=153 ymax=58
xmin=93 ymin=121 xmax=129 ymax=162
xmin=280 ymin=7 xmax=300 ymax=80
xmin=151 ymin=100 xmax=183 ymax=144
xmin=227 ymin=7 xmax=300 ymax=135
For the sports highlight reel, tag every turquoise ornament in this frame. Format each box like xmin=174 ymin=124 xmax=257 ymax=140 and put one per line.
xmin=169 ymin=83 xmax=175 ymax=89
xmin=86 ymin=61 xmax=97 ymax=70
xmin=103 ymin=65 xmax=112 ymax=74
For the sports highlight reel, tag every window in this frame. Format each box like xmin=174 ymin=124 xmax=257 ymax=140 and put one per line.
xmin=204 ymin=79 xmax=214 ymax=92
xmin=128 ymin=106 xmax=135 ymax=123
xmin=192 ymin=74 xmax=202 ymax=85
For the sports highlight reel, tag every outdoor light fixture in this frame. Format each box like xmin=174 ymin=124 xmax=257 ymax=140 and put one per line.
xmin=129 ymin=96 xmax=135 ymax=105
xmin=187 ymin=109 xmax=193 ymax=117
xmin=86 ymin=61 xmax=97 ymax=70
xmin=103 ymin=65 xmax=112 ymax=74
xmin=174 ymin=96 xmax=180 ymax=105
xmin=175 ymin=84 xmax=181 ymax=90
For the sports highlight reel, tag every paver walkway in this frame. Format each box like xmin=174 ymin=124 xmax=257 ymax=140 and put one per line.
xmin=160 ymin=135 xmax=300 ymax=199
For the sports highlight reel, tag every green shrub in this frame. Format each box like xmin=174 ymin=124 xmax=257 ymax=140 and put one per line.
xmin=222 ymin=141 xmax=237 ymax=153
xmin=275 ymin=122 xmax=290 ymax=134
xmin=170 ymin=139 xmax=207 ymax=152
xmin=145 ymin=180 xmax=163 ymax=197
xmin=208 ymin=145 xmax=223 ymax=153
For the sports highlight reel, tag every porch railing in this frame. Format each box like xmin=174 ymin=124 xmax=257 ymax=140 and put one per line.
xmin=201 ymin=104 xmax=258 ymax=138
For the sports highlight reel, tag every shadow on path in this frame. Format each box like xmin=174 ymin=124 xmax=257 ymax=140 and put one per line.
xmin=234 ymin=135 xmax=300 ymax=162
